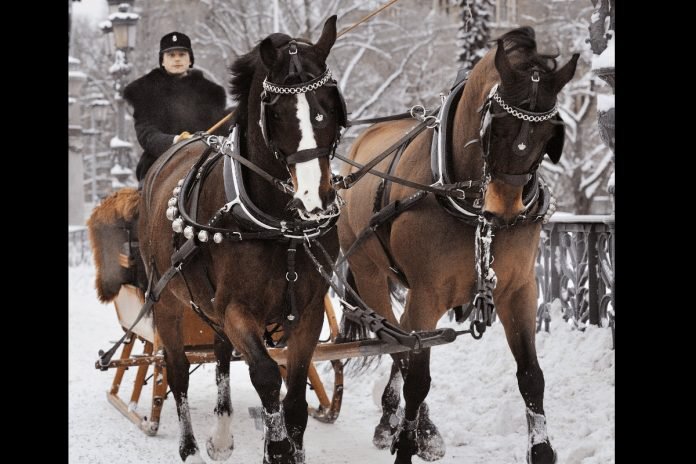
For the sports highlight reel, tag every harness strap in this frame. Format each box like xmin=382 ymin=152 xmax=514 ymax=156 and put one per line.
xmin=220 ymin=141 xmax=293 ymax=194
xmin=335 ymin=111 xmax=436 ymax=190
xmin=307 ymin=238 xmax=457 ymax=349
xmin=334 ymin=153 xmax=481 ymax=200
xmin=336 ymin=190 xmax=427 ymax=270
xmin=347 ymin=111 xmax=413 ymax=127
xmin=285 ymin=147 xmax=331 ymax=164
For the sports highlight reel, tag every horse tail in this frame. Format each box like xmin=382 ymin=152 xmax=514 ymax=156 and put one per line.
xmin=337 ymin=265 xmax=385 ymax=374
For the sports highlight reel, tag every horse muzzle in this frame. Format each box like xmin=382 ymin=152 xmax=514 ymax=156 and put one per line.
xmin=482 ymin=179 xmax=524 ymax=221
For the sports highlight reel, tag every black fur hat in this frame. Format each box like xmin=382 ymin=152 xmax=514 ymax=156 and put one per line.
xmin=159 ymin=31 xmax=194 ymax=67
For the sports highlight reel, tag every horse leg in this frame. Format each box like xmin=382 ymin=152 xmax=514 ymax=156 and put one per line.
xmin=391 ymin=290 xmax=445 ymax=464
xmin=206 ymin=334 xmax=235 ymax=461
xmin=373 ymin=360 xmax=404 ymax=448
xmin=223 ymin=309 xmax=295 ymax=464
xmin=156 ymin=301 xmax=205 ymax=463
xmin=347 ymin=258 xmax=408 ymax=449
xmin=498 ymin=283 xmax=557 ymax=464
xmin=282 ymin=297 xmax=325 ymax=464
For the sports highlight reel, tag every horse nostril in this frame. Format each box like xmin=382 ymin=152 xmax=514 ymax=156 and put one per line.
xmin=323 ymin=189 xmax=336 ymax=208
xmin=286 ymin=197 xmax=304 ymax=211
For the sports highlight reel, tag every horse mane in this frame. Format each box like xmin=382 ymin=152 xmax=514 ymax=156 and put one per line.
xmin=228 ymin=33 xmax=294 ymax=126
xmin=496 ymin=26 xmax=559 ymax=72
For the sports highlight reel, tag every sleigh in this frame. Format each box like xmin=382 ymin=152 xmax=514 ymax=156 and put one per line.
xmin=102 ymin=283 xmax=345 ymax=435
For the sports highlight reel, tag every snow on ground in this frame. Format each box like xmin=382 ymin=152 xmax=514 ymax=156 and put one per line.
xmin=69 ymin=264 xmax=614 ymax=464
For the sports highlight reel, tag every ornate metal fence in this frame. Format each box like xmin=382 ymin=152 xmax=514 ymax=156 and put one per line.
xmin=69 ymin=226 xmax=92 ymax=266
xmin=536 ymin=214 xmax=614 ymax=347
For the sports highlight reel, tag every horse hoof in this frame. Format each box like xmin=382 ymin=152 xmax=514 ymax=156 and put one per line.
xmin=416 ymin=422 xmax=445 ymax=461
xmin=374 ymin=409 xmax=401 ymax=449
xmin=264 ymin=438 xmax=296 ymax=464
xmin=206 ymin=435 xmax=234 ymax=461
xmin=183 ymin=450 xmax=205 ymax=463
xmin=527 ymin=442 xmax=557 ymax=464
xmin=373 ymin=422 xmax=397 ymax=449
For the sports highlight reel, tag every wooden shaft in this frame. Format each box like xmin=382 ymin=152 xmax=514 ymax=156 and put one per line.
xmin=307 ymin=363 xmax=331 ymax=409
xmin=323 ymin=295 xmax=340 ymax=340
xmin=101 ymin=333 xmax=455 ymax=369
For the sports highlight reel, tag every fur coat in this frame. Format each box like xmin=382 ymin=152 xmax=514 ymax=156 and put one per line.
xmin=123 ymin=68 xmax=226 ymax=180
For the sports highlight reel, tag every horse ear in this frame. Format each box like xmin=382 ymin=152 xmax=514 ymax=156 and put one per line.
xmin=314 ymin=15 xmax=337 ymax=63
xmin=544 ymin=114 xmax=566 ymax=164
xmin=494 ymin=39 xmax=515 ymax=82
xmin=260 ymin=37 xmax=279 ymax=70
xmin=553 ymin=53 xmax=580 ymax=92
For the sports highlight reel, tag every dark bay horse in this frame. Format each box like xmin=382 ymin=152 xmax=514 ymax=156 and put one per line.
xmin=138 ymin=16 xmax=343 ymax=463
xmin=337 ymin=27 xmax=578 ymax=464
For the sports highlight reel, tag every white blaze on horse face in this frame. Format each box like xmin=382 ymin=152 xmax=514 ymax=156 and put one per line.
xmin=293 ymin=93 xmax=323 ymax=213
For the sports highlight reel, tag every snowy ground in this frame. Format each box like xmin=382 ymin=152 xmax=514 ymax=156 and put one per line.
xmin=69 ymin=264 xmax=614 ymax=464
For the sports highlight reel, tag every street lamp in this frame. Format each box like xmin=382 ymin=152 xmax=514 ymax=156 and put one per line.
xmin=87 ymin=96 xmax=110 ymax=203
xmin=101 ymin=1 xmax=139 ymax=189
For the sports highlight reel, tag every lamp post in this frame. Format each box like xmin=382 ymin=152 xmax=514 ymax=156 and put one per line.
xmin=86 ymin=96 xmax=110 ymax=204
xmin=101 ymin=0 xmax=139 ymax=188
xmin=69 ymin=56 xmax=87 ymax=225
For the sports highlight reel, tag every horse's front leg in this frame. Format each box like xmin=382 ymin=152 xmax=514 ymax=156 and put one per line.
xmin=391 ymin=291 xmax=446 ymax=464
xmin=206 ymin=334 xmax=235 ymax=461
xmin=156 ymin=300 xmax=205 ymax=463
xmin=223 ymin=308 xmax=295 ymax=464
xmin=498 ymin=282 xmax=557 ymax=464
xmin=282 ymin=295 xmax=325 ymax=464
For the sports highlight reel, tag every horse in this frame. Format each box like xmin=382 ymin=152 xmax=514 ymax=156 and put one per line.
xmin=137 ymin=16 xmax=344 ymax=463
xmin=336 ymin=27 xmax=579 ymax=464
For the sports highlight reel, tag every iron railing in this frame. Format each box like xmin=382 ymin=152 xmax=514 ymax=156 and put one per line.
xmin=69 ymin=226 xmax=92 ymax=266
xmin=536 ymin=214 xmax=614 ymax=347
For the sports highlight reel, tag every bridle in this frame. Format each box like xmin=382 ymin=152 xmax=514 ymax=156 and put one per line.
xmin=259 ymin=39 xmax=347 ymax=165
xmin=479 ymin=70 xmax=563 ymax=187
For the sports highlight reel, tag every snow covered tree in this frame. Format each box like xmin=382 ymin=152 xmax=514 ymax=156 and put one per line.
xmin=457 ymin=0 xmax=494 ymax=71
xmin=588 ymin=0 xmax=614 ymax=202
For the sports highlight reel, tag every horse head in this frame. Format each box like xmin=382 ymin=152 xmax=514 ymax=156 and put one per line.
xmin=255 ymin=16 xmax=346 ymax=220
xmin=479 ymin=27 xmax=579 ymax=220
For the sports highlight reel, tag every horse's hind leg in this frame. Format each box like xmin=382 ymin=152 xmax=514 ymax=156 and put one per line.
xmin=373 ymin=360 xmax=403 ymax=448
xmin=206 ymin=334 xmax=235 ymax=461
xmin=498 ymin=283 xmax=557 ymax=464
xmin=156 ymin=300 xmax=205 ymax=463
xmin=223 ymin=309 xmax=294 ymax=464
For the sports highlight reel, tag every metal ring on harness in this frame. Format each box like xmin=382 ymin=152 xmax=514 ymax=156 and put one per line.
xmin=409 ymin=105 xmax=426 ymax=119
xmin=424 ymin=115 xmax=440 ymax=129
xmin=470 ymin=320 xmax=484 ymax=339
xmin=286 ymin=271 xmax=298 ymax=282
